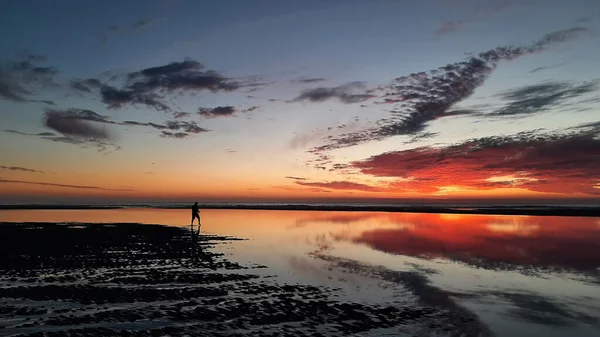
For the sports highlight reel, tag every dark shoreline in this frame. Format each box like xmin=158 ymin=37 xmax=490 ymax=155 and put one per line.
xmin=0 ymin=203 xmax=600 ymax=216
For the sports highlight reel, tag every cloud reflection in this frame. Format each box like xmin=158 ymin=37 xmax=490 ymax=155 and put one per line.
xmin=307 ymin=212 xmax=600 ymax=274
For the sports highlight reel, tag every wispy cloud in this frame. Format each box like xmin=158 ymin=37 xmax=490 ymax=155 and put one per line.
xmin=290 ymin=81 xmax=376 ymax=104
xmin=0 ymin=54 xmax=58 ymax=103
xmin=312 ymin=27 xmax=589 ymax=153
xmin=0 ymin=179 xmax=133 ymax=191
xmin=529 ymin=62 xmax=566 ymax=73
xmin=0 ymin=166 xmax=44 ymax=173
xmin=296 ymin=180 xmax=382 ymax=192
xmin=100 ymin=18 xmax=162 ymax=45
xmin=285 ymin=176 xmax=307 ymax=181
xmin=436 ymin=0 xmax=515 ymax=35
xmin=292 ymin=77 xmax=327 ymax=84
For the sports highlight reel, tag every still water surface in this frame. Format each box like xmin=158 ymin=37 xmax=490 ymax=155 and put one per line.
xmin=1 ymin=209 xmax=599 ymax=336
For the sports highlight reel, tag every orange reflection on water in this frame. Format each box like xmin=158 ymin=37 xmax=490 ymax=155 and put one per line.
xmin=305 ymin=212 xmax=600 ymax=271
xmin=1 ymin=209 xmax=599 ymax=272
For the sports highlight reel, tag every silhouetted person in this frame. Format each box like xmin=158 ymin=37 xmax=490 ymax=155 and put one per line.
xmin=191 ymin=202 xmax=201 ymax=234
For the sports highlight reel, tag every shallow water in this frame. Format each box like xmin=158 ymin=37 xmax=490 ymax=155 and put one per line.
xmin=1 ymin=209 xmax=599 ymax=336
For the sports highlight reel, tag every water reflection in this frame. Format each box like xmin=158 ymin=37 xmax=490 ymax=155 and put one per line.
xmin=1 ymin=209 xmax=600 ymax=336
xmin=305 ymin=212 xmax=600 ymax=273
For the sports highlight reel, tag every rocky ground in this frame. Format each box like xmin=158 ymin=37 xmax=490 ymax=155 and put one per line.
xmin=0 ymin=222 xmax=488 ymax=336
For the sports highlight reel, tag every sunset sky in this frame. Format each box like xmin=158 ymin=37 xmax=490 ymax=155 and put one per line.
xmin=1 ymin=0 xmax=599 ymax=204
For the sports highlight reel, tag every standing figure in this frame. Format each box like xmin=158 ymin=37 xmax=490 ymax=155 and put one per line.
xmin=191 ymin=202 xmax=201 ymax=234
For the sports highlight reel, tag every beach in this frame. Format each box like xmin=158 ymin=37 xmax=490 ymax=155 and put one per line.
xmin=0 ymin=209 xmax=599 ymax=336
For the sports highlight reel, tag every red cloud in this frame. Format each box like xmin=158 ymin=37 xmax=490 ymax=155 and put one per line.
xmin=351 ymin=133 xmax=600 ymax=195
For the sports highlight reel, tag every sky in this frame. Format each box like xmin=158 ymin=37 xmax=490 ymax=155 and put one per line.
xmin=1 ymin=0 xmax=600 ymax=204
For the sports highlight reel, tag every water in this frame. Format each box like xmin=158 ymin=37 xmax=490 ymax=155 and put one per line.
xmin=1 ymin=208 xmax=599 ymax=336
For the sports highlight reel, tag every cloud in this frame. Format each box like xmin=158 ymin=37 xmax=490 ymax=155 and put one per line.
xmin=0 ymin=179 xmax=132 ymax=191
xmin=198 ymin=106 xmax=236 ymax=118
xmin=0 ymin=54 xmax=58 ymax=103
xmin=164 ymin=120 xmax=209 ymax=134
xmin=313 ymin=27 xmax=589 ymax=152
xmin=296 ymin=180 xmax=382 ymax=192
xmin=291 ymin=81 xmax=376 ymax=104
xmin=75 ymin=58 xmax=260 ymax=112
xmin=350 ymin=130 xmax=600 ymax=195
xmin=122 ymin=119 xmax=209 ymax=135
xmin=285 ymin=176 xmax=307 ymax=181
xmin=293 ymin=77 xmax=327 ymax=84
xmin=132 ymin=18 xmax=157 ymax=32
xmin=100 ymin=18 xmax=161 ymax=44
xmin=4 ymin=128 xmax=115 ymax=152
xmin=0 ymin=166 xmax=44 ymax=173
xmin=173 ymin=112 xmax=190 ymax=119
xmin=43 ymin=109 xmax=113 ymax=140
xmin=435 ymin=0 xmax=515 ymax=35
xmin=70 ymin=78 xmax=102 ymax=93
xmin=490 ymin=81 xmax=598 ymax=116
xmin=4 ymin=130 xmax=56 ymax=137
xmin=436 ymin=20 xmax=466 ymax=35
xmin=242 ymin=106 xmax=260 ymax=113
xmin=529 ymin=62 xmax=566 ymax=73
xmin=160 ymin=131 xmax=190 ymax=139
xmin=100 ymin=84 xmax=170 ymax=111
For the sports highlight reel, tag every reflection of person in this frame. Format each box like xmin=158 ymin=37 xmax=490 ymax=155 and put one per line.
xmin=191 ymin=202 xmax=201 ymax=233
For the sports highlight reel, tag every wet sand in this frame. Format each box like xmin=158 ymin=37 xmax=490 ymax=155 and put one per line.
xmin=0 ymin=222 xmax=489 ymax=337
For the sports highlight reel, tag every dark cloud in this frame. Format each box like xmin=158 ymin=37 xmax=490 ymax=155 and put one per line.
xmin=351 ymin=130 xmax=600 ymax=195
xmin=0 ymin=54 xmax=57 ymax=103
xmin=4 ymin=130 xmax=55 ymax=137
xmin=291 ymin=81 xmax=376 ymax=104
xmin=160 ymin=131 xmax=189 ymax=139
xmin=529 ymin=62 xmax=566 ymax=73
xmin=242 ymin=106 xmax=260 ymax=113
xmin=44 ymin=109 xmax=111 ymax=140
xmin=43 ymin=109 xmax=113 ymax=140
xmin=122 ymin=119 xmax=209 ymax=135
xmin=491 ymin=81 xmax=598 ymax=116
xmin=132 ymin=18 xmax=156 ymax=32
xmin=70 ymin=78 xmax=102 ymax=93
xmin=101 ymin=18 xmax=161 ymax=44
xmin=173 ymin=112 xmax=190 ymax=119
xmin=435 ymin=0 xmax=515 ymax=35
xmin=164 ymin=120 xmax=209 ymax=134
xmin=313 ymin=27 xmax=589 ymax=152
xmin=100 ymin=84 xmax=169 ymax=111
xmin=296 ymin=180 xmax=381 ymax=192
xmin=198 ymin=106 xmax=237 ymax=118
xmin=75 ymin=58 xmax=259 ymax=112
xmin=285 ymin=176 xmax=307 ymax=181
xmin=0 ymin=166 xmax=44 ymax=173
xmin=293 ymin=77 xmax=327 ymax=84
xmin=0 ymin=179 xmax=132 ymax=191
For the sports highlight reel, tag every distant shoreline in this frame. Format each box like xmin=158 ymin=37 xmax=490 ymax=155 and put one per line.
xmin=1 ymin=204 xmax=600 ymax=217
